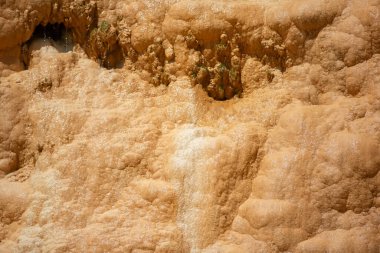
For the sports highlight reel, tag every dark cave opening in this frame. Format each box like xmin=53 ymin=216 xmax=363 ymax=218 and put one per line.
xmin=28 ymin=23 xmax=74 ymax=52
xmin=33 ymin=23 xmax=66 ymax=41
xmin=21 ymin=23 xmax=74 ymax=68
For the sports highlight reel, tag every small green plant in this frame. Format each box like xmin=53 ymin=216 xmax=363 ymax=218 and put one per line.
xmin=215 ymin=41 xmax=227 ymax=49
xmin=191 ymin=70 xmax=197 ymax=79
xmin=217 ymin=63 xmax=227 ymax=73
xmin=229 ymin=68 xmax=239 ymax=82
xmin=100 ymin=20 xmax=110 ymax=32
xmin=199 ymin=65 xmax=208 ymax=74
xmin=215 ymin=42 xmax=227 ymax=54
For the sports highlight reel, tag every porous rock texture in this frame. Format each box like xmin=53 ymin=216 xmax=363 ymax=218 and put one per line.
xmin=0 ymin=0 xmax=380 ymax=252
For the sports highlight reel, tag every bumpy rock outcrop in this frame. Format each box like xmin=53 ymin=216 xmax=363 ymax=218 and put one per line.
xmin=0 ymin=0 xmax=379 ymax=252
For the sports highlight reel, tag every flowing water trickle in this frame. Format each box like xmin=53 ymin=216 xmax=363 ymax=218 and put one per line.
xmin=43 ymin=27 xmax=46 ymax=42
xmin=64 ymin=27 xmax=68 ymax=52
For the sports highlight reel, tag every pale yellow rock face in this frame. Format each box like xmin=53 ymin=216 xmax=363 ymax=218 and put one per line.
xmin=0 ymin=0 xmax=379 ymax=252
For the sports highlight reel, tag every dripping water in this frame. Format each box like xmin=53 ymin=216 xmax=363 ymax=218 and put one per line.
xmin=64 ymin=26 xmax=68 ymax=52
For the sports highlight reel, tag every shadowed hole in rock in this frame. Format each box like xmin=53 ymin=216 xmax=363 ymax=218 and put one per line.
xmin=21 ymin=23 xmax=74 ymax=68
xmin=97 ymin=44 xmax=125 ymax=70
xmin=187 ymin=32 xmax=244 ymax=101
xmin=86 ymin=21 xmax=125 ymax=69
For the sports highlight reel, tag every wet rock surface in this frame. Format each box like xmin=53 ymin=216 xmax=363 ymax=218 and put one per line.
xmin=0 ymin=0 xmax=379 ymax=252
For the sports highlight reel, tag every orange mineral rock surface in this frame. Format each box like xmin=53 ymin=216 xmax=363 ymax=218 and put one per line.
xmin=0 ymin=0 xmax=379 ymax=252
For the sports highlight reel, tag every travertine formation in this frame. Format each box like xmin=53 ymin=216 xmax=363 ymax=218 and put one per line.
xmin=0 ymin=0 xmax=379 ymax=252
